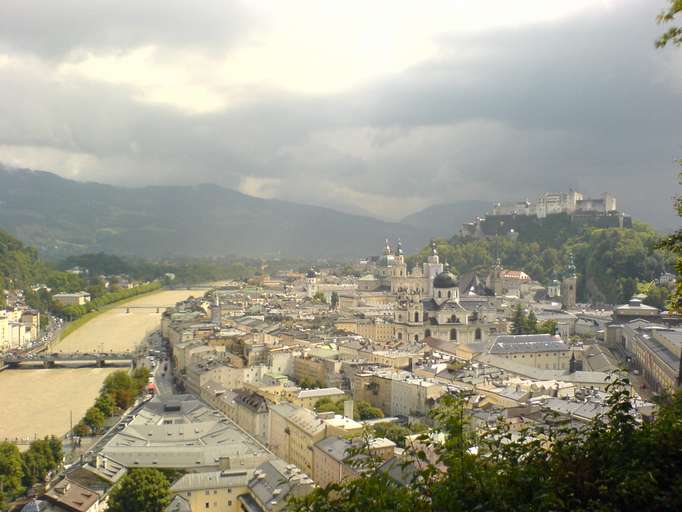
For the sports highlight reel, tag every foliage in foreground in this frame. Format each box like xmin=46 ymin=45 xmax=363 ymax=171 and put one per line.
xmin=292 ymin=380 xmax=682 ymax=512
xmin=0 ymin=437 xmax=63 ymax=509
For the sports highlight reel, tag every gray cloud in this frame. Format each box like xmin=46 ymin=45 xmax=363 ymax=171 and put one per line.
xmin=0 ymin=0 xmax=255 ymax=58
xmin=0 ymin=0 xmax=680 ymax=230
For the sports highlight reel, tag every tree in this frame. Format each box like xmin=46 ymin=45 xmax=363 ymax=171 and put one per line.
xmin=536 ymin=320 xmax=557 ymax=335
xmin=313 ymin=291 xmax=327 ymax=303
xmin=355 ymin=401 xmax=384 ymax=420
xmin=511 ymin=304 xmax=527 ymax=335
xmin=656 ymin=0 xmax=682 ymax=48
xmin=526 ymin=310 xmax=538 ymax=334
xmin=291 ymin=381 xmax=682 ymax=512
xmin=330 ymin=291 xmax=339 ymax=310
xmin=83 ymin=406 xmax=105 ymax=434
xmin=20 ymin=438 xmax=62 ymax=487
xmin=0 ymin=442 xmax=24 ymax=507
xmin=94 ymin=393 xmax=116 ymax=417
xmin=314 ymin=397 xmax=344 ymax=415
xmin=372 ymin=422 xmax=411 ymax=447
xmin=107 ymin=468 xmax=171 ymax=512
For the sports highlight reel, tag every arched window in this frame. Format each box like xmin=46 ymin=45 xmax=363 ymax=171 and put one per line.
xmin=438 ymin=290 xmax=442 ymax=298
xmin=397 ymin=332 xmax=403 ymax=341
xmin=450 ymin=329 xmax=457 ymax=341
xmin=475 ymin=328 xmax=482 ymax=341
xmin=414 ymin=334 xmax=419 ymax=342
xmin=398 ymin=314 xmax=403 ymax=321
xmin=414 ymin=312 xmax=419 ymax=323
xmin=448 ymin=291 xmax=452 ymax=298
xmin=425 ymin=329 xmax=431 ymax=338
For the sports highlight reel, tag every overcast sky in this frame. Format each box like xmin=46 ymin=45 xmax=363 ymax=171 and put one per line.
xmin=0 ymin=0 xmax=680 ymax=228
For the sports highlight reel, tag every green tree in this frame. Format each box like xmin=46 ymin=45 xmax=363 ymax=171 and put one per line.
xmin=313 ymin=291 xmax=327 ymax=303
xmin=656 ymin=0 xmax=682 ymax=48
xmin=526 ymin=310 xmax=538 ymax=334
xmin=536 ymin=320 xmax=557 ymax=335
xmin=0 ymin=442 xmax=24 ymax=507
xmin=20 ymin=438 xmax=62 ymax=487
xmin=83 ymin=406 xmax=105 ymax=434
xmin=372 ymin=422 xmax=411 ymax=447
xmin=511 ymin=304 xmax=527 ymax=335
xmin=314 ymin=397 xmax=344 ymax=415
xmin=330 ymin=291 xmax=339 ymax=310
xmin=107 ymin=468 xmax=171 ymax=512
xmin=292 ymin=381 xmax=682 ymax=512
xmin=355 ymin=401 xmax=384 ymax=420
xmin=94 ymin=393 xmax=116 ymax=417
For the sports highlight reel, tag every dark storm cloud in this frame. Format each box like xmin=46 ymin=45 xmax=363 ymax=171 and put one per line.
xmin=0 ymin=0 xmax=679 ymax=228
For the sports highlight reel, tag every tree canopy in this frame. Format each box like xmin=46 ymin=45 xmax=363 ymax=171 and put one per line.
xmin=107 ymin=468 xmax=171 ymax=512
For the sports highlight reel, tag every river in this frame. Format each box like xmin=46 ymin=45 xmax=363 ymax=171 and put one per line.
xmin=0 ymin=288 xmax=201 ymax=441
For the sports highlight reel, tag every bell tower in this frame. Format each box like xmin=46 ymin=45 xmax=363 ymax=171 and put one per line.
xmin=561 ymin=252 xmax=577 ymax=310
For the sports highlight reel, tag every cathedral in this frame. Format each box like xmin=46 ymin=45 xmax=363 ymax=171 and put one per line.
xmin=375 ymin=240 xmax=499 ymax=344
xmin=374 ymin=240 xmax=444 ymax=295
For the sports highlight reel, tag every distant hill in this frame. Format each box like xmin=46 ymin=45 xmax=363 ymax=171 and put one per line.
xmin=0 ymin=166 xmax=428 ymax=259
xmin=401 ymin=200 xmax=491 ymax=238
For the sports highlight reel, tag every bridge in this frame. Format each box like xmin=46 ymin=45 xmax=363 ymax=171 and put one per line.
xmin=2 ymin=352 xmax=137 ymax=369
xmin=109 ymin=304 xmax=174 ymax=313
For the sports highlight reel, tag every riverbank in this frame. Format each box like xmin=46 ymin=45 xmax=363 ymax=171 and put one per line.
xmin=58 ymin=283 xmax=162 ymax=341
xmin=0 ymin=289 xmax=200 ymax=440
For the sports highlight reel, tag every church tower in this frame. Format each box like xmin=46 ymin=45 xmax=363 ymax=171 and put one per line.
xmin=305 ymin=268 xmax=318 ymax=299
xmin=561 ymin=252 xmax=577 ymax=310
xmin=423 ymin=241 xmax=444 ymax=295
xmin=211 ymin=293 xmax=221 ymax=325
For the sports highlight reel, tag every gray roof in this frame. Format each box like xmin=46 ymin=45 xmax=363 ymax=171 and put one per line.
xmin=101 ymin=396 xmax=269 ymax=470
xmin=490 ymin=334 xmax=569 ymax=354
xmin=171 ymin=470 xmax=252 ymax=492
xmin=166 ymin=495 xmax=192 ymax=512
xmin=248 ymin=459 xmax=314 ymax=511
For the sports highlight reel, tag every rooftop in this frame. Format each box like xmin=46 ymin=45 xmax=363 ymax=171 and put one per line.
xmin=490 ymin=334 xmax=569 ymax=354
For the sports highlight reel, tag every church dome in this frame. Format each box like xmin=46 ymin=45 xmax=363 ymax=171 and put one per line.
xmin=306 ymin=269 xmax=316 ymax=278
xmin=433 ymin=271 xmax=457 ymax=289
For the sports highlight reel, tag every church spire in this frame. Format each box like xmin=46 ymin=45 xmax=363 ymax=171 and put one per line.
xmin=567 ymin=251 xmax=577 ymax=277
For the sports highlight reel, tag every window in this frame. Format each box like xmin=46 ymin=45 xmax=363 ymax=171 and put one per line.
xmin=450 ymin=329 xmax=457 ymax=341
xmin=448 ymin=291 xmax=452 ymax=298
xmin=438 ymin=291 xmax=442 ymax=298
xmin=414 ymin=312 xmax=419 ymax=322
xmin=397 ymin=332 xmax=403 ymax=341
xmin=205 ymin=503 xmax=209 ymax=509
xmin=475 ymin=328 xmax=482 ymax=341
xmin=414 ymin=334 xmax=419 ymax=342
xmin=425 ymin=329 xmax=431 ymax=338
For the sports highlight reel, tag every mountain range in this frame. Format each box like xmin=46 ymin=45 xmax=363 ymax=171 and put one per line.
xmin=0 ymin=166 xmax=486 ymax=260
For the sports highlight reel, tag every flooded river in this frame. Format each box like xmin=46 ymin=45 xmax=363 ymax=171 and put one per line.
xmin=0 ymin=289 xmax=201 ymax=440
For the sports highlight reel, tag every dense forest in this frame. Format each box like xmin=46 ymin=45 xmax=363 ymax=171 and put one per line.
xmin=409 ymin=220 xmax=674 ymax=305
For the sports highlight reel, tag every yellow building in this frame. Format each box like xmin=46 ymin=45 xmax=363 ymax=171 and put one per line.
xmin=268 ymin=403 xmax=326 ymax=475
xmin=312 ymin=436 xmax=395 ymax=488
xmin=170 ymin=470 xmax=251 ymax=512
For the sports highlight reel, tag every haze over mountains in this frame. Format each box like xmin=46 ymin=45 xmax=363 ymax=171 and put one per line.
xmin=1 ymin=166 xmax=487 ymax=260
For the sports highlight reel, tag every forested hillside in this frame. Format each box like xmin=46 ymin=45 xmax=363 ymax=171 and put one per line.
xmin=410 ymin=222 xmax=673 ymax=305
